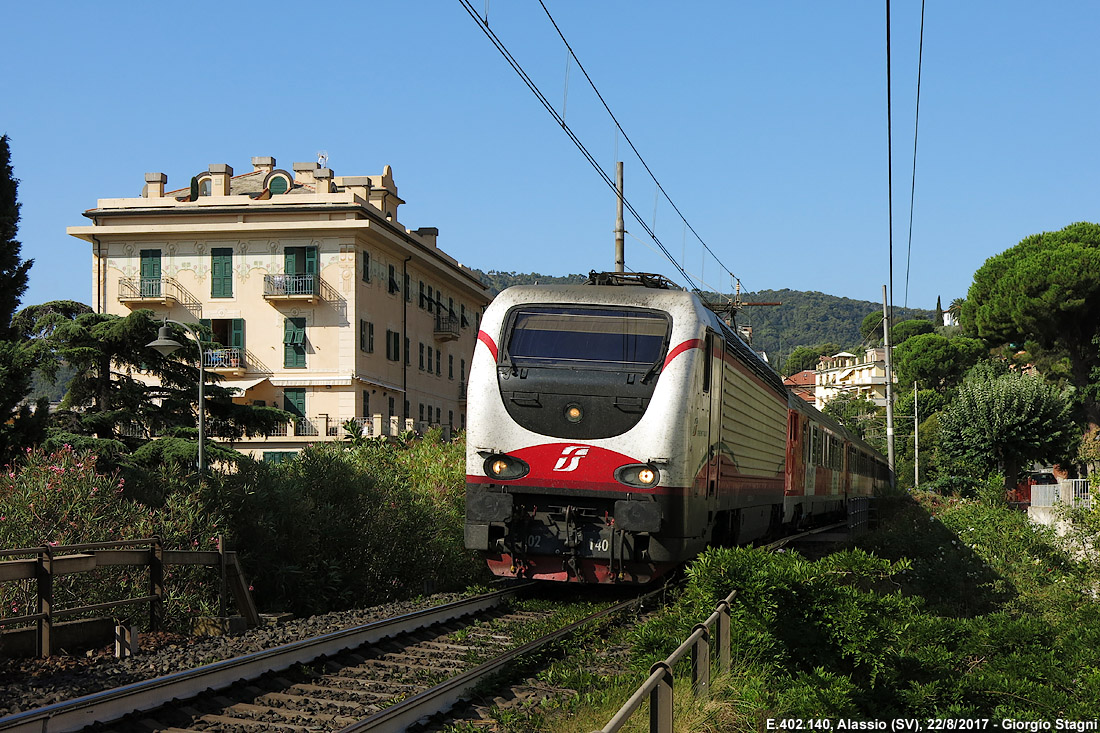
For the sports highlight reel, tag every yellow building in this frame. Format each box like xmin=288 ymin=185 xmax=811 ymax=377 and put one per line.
xmin=67 ymin=157 xmax=490 ymax=460
xmin=814 ymin=348 xmax=892 ymax=409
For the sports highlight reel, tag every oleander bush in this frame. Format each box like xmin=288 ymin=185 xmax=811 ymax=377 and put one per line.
xmin=1 ymin=433 xmax=488 ymax=632
xmin=0 ymin=445 xmax=224 ymax=630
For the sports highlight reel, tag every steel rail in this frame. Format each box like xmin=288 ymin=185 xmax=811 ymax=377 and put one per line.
xmin=0 ymin=585 xmax=530 ymax=733
xmin=338 ymin=587 xmax=662 ymax=732
xmin=760 ymin=519 xmax=848 ymax=552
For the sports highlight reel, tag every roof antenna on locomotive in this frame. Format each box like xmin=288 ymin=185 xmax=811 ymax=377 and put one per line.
xmin=586 ymin=270 xmax=677 ymax=289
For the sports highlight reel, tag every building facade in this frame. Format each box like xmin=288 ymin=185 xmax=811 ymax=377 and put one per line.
xmin=782 ymin=369 xmax=816 ymax=404
xmin=814 ymin=348 xmax=891 ymax=409
xmin=68 ymin=157 xmax=490 ymax=459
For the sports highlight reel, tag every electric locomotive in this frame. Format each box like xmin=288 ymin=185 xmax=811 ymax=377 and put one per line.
xmin=464 ymin=272 xmax=889 ymax=583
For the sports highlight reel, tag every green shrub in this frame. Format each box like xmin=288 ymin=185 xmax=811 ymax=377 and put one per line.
xmin=210 ymin=435 xmax=486 ymax=615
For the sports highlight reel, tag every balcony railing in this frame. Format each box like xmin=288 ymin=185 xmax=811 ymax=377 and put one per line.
xmin=434 ymin=314 xmax=460 ymax=341
xmin=263 ymin=274 xmax=320 ymax=299
xmin=118 ymin=277 xmax=182 ymax=305
xmin=203 ymin=347 xmax=245 ymax=371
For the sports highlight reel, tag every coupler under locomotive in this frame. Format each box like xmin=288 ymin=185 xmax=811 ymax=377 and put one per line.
xmin=464 ymin=485 xmax=680 ymax=583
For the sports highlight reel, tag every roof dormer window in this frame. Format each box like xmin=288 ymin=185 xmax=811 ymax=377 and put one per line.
xmin=198 ymin=177 xmax=212 ymax=197
xmin=264 ymin=169 xmax=294 ymax=196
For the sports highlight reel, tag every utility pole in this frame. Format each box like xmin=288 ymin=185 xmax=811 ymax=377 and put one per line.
xmin=913 ymin=381 xmax=919 ymax=489
xmin=883 ymin=285 xmax=896 ymax=486
xmin=614 ymin=161 xmax=625 ymax=273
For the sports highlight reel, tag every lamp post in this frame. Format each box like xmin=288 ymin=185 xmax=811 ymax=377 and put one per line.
xmin=146 ymin=320 xmax=205 ymax=473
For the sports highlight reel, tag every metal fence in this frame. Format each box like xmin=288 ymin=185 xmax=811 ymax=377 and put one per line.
xmin=1031 ymin=479 xmax=1091 ymax=510
xmin=593 ymin=589 xmax=738 ymax=733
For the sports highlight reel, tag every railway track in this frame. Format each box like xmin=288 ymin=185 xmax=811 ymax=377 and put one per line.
xmin=0 ymin=585 xmax=657 ymax=733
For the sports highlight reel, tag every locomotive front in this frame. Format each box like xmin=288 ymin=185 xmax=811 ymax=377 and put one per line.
xmin=464 ymin=282 xmax=708 ymax=583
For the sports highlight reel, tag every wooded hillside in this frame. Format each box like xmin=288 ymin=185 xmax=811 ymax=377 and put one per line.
xmin=472 ymin=270 xmax=935 ymax=368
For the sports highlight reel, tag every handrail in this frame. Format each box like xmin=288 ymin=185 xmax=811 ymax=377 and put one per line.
xmin=593 ymin=589 xmax=737 ymax=733
xmin=0 ymin=538 xmax=259 ymax=657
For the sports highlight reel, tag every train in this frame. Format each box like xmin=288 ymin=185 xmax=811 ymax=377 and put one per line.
xmin=463 ymin=272 xmax=892 ymax=583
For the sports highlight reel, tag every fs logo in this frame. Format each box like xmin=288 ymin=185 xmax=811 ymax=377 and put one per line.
xmin=552 ymin=446 xmax=590 ymax=472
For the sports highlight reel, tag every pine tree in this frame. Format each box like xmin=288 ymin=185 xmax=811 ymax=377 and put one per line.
xmin=934 ymin=295 xmax=943 ymax=328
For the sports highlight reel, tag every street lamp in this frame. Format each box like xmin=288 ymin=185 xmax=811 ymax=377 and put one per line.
xmin=147 ymin=320 xmax=205 ymax=473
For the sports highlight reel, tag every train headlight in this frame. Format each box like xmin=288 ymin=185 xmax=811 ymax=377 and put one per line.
xmin=616 ymin=464 xmax=661 ymax=488
xmin=564 ymin=403 xmax=583 ymax=423
xmin=484 ymin=454 xmax=529 ymax=480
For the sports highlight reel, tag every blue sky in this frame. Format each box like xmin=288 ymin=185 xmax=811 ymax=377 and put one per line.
xmin=5 ymin=2 xmax=1099 ymax=316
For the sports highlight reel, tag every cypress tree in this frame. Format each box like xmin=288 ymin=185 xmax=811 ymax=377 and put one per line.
xmin=0 ymin=135 xmax=31 ymax=336
xmin=0 ymin=135 xmax=41 ymax=459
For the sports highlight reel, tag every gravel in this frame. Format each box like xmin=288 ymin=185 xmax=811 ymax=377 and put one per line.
xmin=0 ymin=593 xmax=469 ymax=718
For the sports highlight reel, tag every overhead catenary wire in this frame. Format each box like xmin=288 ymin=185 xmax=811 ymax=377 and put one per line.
xmin=534 ymin=0 xmax=747 ymax=294
xmin=457 ymin=0 xmax=698 ymax=290
xmin=903 ymin=0 xmax=926 ymax=308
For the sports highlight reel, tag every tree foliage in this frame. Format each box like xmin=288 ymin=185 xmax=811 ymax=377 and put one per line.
xmin=891 ymin=318 xmax=935 ymax=346
xmin=894 ymin=333 xmax=986 ymax=392
xmin=783 ymin=342 xmax=839 ymax=376
xmin=964 ymin=221 xmax=1100 ymax=424
xmin=20 ymin=305 xmax=288 ymax=483
xmin=822 ymin=392 xmax=882 ymax=445
xmin=940 ymin=365 xmax=1079 ymax=489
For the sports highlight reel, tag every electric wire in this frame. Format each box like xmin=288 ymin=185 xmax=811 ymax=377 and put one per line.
xmin=886 ymin=0 xmax=894 ymax=317
xmin=535 ymin=0 xmax=746 ymax=293
xmin=903 ymin=0 xmax=926 ymax=308
xmin=457 ymin=0 xmax=698 ymax=290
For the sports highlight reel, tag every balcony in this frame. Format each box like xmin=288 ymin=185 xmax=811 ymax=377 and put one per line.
xmin=264 ymin=274 xmax=321 ymax=304
xmin=434 ymin=314 xmax=460 ymax=342
xmin=203 ymin=347 xmax=246 ymax=377
xmin=118 ymin=277 xmax=183 ymax=307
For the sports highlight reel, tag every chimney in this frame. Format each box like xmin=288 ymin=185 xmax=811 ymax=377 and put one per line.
xmin=251 ymin=156 xmax=275 ymax=174
xmin=293 ymin=162 xmax=318 ymax=185
xmin=336 ymin=176 xmax=373 ymax=201
xmin=144 ymin=172 xmax=167 ymax=198
xmin=414 ymin=227 xmax=439 ymax=247
xmin=208 ymin=164 xmax=233 ymax=196
xmin=314 ymin=167 xmax=333 ymax=194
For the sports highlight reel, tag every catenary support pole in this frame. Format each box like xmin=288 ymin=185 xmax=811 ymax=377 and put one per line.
xmin=614 ymin=161 xmax=625 ymax=272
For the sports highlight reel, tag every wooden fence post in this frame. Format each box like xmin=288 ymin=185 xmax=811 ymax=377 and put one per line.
xmin=36 ymin=544 xmax=53 ymax=658
xmin=149 ymin=537 xmax=164 ymax=631
xmin=691 ymin=624 xmax=710 ymax=699
xmin=716 ymin=599 xmax=731 ymax=675
xmin=650 ymin=661 xmax=673 ymax=733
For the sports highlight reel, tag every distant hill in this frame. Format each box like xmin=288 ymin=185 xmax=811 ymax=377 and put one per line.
xmin=471 ymin=270 xmax=936 ymax=369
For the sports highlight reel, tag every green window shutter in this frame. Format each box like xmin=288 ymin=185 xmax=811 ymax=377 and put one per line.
xmin=285 ymin=248 xmax=297 ymax=274
xmin=230 ymin=319 xmax=244 ymax=349
xmin=140 ymin=249 xmax=162 ymax=297
xmin=305 ymin=247 xmax=318 ymax=275
xmin=368 ymin=322 xmax=374 ymax=353
xmin=283 ymin=388 xmax=306 ymax=417
xmin=211 ymin=248 xmax=233 ymax=298
xmin=362 ymin=251 xmax=371 ymax=281
xmin=284 ymin=318 xmax=306 ymax=368
xmin=359 ymin=320 xmax=367 ymax=351
xmin=199 ymin=318 xmax=212 ymax=336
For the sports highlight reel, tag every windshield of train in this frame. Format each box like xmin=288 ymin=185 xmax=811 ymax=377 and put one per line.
xmin=504 ymin=306 xmax=670 ymax=369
